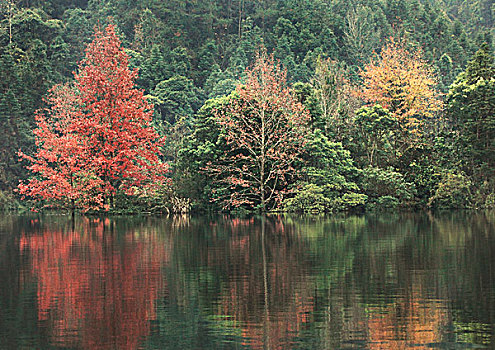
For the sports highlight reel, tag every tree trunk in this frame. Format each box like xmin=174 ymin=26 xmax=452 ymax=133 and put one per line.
xmin=261 ymin=216 xmax=270 ymax=349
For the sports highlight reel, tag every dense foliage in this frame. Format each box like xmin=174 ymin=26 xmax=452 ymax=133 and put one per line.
xmin=0 ymin=0 xmax=493 ymax=212
xmin=205 ymin=51 xmax=310 ymax=211
xmin=18 ymin=25 xmax=168 ymax=212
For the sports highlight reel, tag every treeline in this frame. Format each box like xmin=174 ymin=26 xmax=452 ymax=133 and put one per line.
xmin=0 ymin=0 xmax=494 ymax=212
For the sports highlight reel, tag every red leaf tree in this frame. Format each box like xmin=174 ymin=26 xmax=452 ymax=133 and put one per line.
xmin=207 ymin=51 xmax=311 ymax=211
xmin=18 ymin=25 xmax=167 ymax=211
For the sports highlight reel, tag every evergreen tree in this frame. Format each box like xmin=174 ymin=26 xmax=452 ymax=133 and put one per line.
xmin=152 ymin=75 xmax=200 ymax=125
xmin=447 ymin=43 xmax=495 ymax=180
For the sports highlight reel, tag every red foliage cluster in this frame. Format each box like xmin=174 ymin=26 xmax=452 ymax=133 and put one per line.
xmin=18 ymin=25 xmax=168 ymax=211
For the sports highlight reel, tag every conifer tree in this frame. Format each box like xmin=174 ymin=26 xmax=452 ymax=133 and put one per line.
xmin=447 ymin=43 xmax=495 ymax=179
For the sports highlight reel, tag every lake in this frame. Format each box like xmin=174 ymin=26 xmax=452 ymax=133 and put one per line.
xmin=0 ymin=212 xmax=494 ymax=349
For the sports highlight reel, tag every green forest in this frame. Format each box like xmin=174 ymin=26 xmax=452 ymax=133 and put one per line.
xmin=0 ymin=0 xmax=494 ymax=213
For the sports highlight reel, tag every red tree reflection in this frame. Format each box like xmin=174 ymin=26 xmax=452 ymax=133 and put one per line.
xmin=20 ymin=217 xmax=170 ymax=349
xmin=207 ymin=217 xmax=316 ymax=349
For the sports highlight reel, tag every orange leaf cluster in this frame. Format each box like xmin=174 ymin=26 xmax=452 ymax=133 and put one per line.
xmin=358 ymin=38 xmax=443 ymax=138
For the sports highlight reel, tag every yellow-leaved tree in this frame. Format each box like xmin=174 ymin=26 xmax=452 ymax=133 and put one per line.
xmin=358 ymin=38 xmax=443 ymax=155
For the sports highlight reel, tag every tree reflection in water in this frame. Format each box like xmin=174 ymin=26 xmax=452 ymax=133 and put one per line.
xmin=211 ymin=216 xmax=316 ymax=349
xmin=8 ymin=212 xmax=495 ymax=349
xmin=20 ymin=217 xmax=171 ymax=349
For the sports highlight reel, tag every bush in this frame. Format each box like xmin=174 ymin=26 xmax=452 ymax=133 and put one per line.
xmin=284 ymin=184 xmax=367 ymax=213
xmin=332 ymin=193 xmax=368 ymax=211
xmin=428 ymin=171 xmax=472 ymax=209
xmin=284 ymin=184 xmax=331 ymax=213
xmin=375 ymin=195 xmax=400 ymax=209
xmin=361 ymin=166 xmax=415 ymax=209
xmin=0 ymin=190 xmax=20 ymax=211
xmin=467 ymin=178 xmax=494 ymax=209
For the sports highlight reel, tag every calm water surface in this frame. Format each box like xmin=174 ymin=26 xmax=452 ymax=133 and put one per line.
xmin=0 ymin=212 xmax=494 ymax=349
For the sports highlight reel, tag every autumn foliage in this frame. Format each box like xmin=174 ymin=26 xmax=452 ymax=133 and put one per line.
xmin=18 ymin=25 xmax=167 ymax=211
xmin=358 ymin=38 xmax=443 ymax=142
xmin=207 ymin=51 xmax=311 ymax=210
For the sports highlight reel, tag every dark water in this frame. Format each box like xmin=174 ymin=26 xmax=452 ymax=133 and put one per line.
xmin=0 ymin=212 xmax=494 ymax=349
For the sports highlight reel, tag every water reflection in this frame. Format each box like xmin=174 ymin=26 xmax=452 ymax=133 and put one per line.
xmin=19 ymin=217 xmax=171 ymax=349
xmin=207 ymin=217 xmax=316 ymax=349
xmin=0 ymin=212 xmax=493 ymax=349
